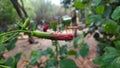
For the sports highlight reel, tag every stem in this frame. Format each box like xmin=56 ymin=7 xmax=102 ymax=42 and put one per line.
xmin=2 ymin=33 xmax=18 ymax=43
xmin=0 ymin=30 xmax=31 ymax=36
xmin=52 ymin=41 xmax=59 ymax=68
xmin=0 ymin=65 xmax=10 ymax=68
xmin=56 ymin=43 xmax=59 ymax=68
xmin=0 ymin=30 xmax=31 ymax=43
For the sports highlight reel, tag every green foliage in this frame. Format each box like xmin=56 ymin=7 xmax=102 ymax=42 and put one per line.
xmin=86 ymin=15 xmax=103 ymax=25
xmin=30 ymin=0 xmax=61 ymax=22
xmin=0 ymin=0 xmax=19 ymax=24
xmin=79 ymin=43 xmax=89 ymax=57
xmin=0 ymin=20 xmax=32 ymax=68
xmin=29 ymin=40 xmax=79 ymax=68
xmin=45 ymin=58 xmax=57 ymax=68
xmin=21 ymin=0 xmax=35 ymax=18
xmin=60 ymin=59 xmax=77 ymax=68
xmin=68 ymin=50 xmax=77 ymax=55
xmin=93 ymin=47 xmax=120 ymax=68
xmin=111 ymin=6 xmax=120 ymax=20
xmin=22 ymin=17 xmax=31 ymax=30
xmin=111 ymin=57 xmax=120 ymax=68
xmin=103 ymin=6 xmax=112 ymax=18
xmin=62 ymin=19 xmax=71 ymax=26
xmin=5 ymin=38 xmax=17 ymax=51
xmin=30 ymin=50 xmax=42 ymax=65
xmin=96 ymin=5 xmax=105 ymax=15
xmin=93 ymin=56 xmax=103 ymax=65
xmin=114 ymin=40 xmax=120 ymax=49
xmin=5 ymin=53 xmax=21 ymax=68
xmin=73 ymin=32 xmax=84 ymax=48
xmin=102 ymin=22 xmax=118 ymax=33
xmin=0 ymin=36 xmax=3 ymax=46
xmin=0 ymin=65 xmax=10 ymax=68
xmin=2 ymin=0 xmax=120 ymax=68
xmin=0 ymin=59 xmax=6 ymax=64
xmin=59 ymin=44 xmax=67 ymax=55
xmin=71 ymin=0 xmax=120 ymax=67
xmin=0 ymin=45 xmax=5 ymax=55
xmin=50 ymin=21 xmax=58 ymax=31
xmin=92 ymin=0 xmax=101 ymax=6
xmin=30 ymin=48 xmax=53 ymax=65
xmin=74 ymin=2 xmax=85 ymax=9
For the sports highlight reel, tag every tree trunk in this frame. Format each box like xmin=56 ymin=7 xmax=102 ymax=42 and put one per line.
xmin=10 ymin=0 xmax=35 ymax=44
xmin=10 ymin=0 xmax=25 ymax=21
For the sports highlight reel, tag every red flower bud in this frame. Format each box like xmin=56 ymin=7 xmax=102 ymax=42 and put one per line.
xmin=51 ymin=33 xmax=74 ymax=41
xmin=43 ymin=23 xmax=49 ymax=32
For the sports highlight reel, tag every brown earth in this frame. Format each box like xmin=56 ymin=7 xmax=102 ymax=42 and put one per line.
xmin=3 ymin=30 xmax=98 ymax=68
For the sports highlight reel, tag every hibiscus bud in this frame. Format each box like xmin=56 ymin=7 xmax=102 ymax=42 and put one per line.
xmin=51 ymin=33 xmax=74 ymax=41
xmin=43 ymin=23 xmax=49 ymax=32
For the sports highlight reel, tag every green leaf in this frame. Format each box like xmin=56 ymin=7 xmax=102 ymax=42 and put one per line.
xmin=110 ymin=0 xmax=118 ymax=3
xmin=80 ymin=43 xmax=89 ymax=57
xmin=60 ymin=44 xmax=67 ymax=55
xmin=114 ymin=40 xmax=120 ymax=49
xmin=103 ymin=6 xmax=112 ymax=18
xmin=92 ymin=0 xmax=101 ymax=6
xmin=93 ymin=56 xmax=103 ymax=64
xmin=0 ymin=36 xmax=3 ymax=46
xmin=62 ymin=19 xmax=71 ymax=26
xmin=31 ymin=22 xmax=37 ymax=31
xmin=5 ymin=53 xmax=21 ymax=68
xmin=74 ymin=2 xmax=85 ymax=9
xmin=73 ymin=33 xmax=84 ymax=48
xmin=73 ymin=37 xmax=80 ymax=48
xmin=96 ymin=5 xmax=105 ymax=15
xmin=45 ymin=58 xmax=57 ymax=68
xmin=30 ymin=50 xmax=37 ymax=56
xmin=102 ymin=22 xmax=118 ymax=33
xmin=0 ymin=65 xmax=10 ymax=68
xmin=111 ymin=6 xmax=120 ymax=20
xmin=52 ymin=41 xmax=58 ymax=46
xmin=5 ymin=38 xmax=17 ymax=51
xmin=104 ymin=47 xmax=118 ymax=54
xmin=30 ymin=48 xmax=52 ymax=65
xmin=95 ymin=47 xmax=120 ymax=68
xmin=50 ymin=21 xmax=57 ymax=31
xmin=42 ymin=47 xmax=53 ymax=56
xmin=111 ymin=56 xmax=120 ymax=68
xmin=85 ymin=18 xmax=91 ymax=25
xmin=59 ymin=56 xmax=67 ymax=60
xmin=0 ymin=59 xmax=6 ymax=64
xmin=14 ymin=53 xmax=22 ymax=63
xmin=5 ymin=57 xmax=14 ymax=68
xmin=45 ymin=47 xmax=53 ymax=55
xmin=0 ymin=45 xmax=5 ymax=54
xmin=68 ymin=50 xmax=77 ymax=55
xmin=30 ymin=50 xmax=42 ymax=65
xmin=76 ymin=53 xmax=81 ymax=58
xmin=86 ymin=15 xmax=102 ymax=23
xmin=102 ymin=47 xmax=119 ymax=64
xmin=107 ymin=18 xmax=116 ymax=23
xmin=103 ymin=53 xmax=119 ymax=64
xmin=16 ymin=22 xmax=23 ymax=28
xmin=22 ymin=17 xmax=31 ymax=30
xmin=60 ymin=59 xmax=77 ymax=68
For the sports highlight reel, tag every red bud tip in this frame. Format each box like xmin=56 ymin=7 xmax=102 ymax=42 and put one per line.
xmin=43 ymin=23 xmax=49 ymax=32
xmin=51 ymin=33 xmax=74 ymax=41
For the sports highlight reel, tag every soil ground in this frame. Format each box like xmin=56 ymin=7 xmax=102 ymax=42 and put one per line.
xmin=3 ymin=29 xmax=98 ymax=68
